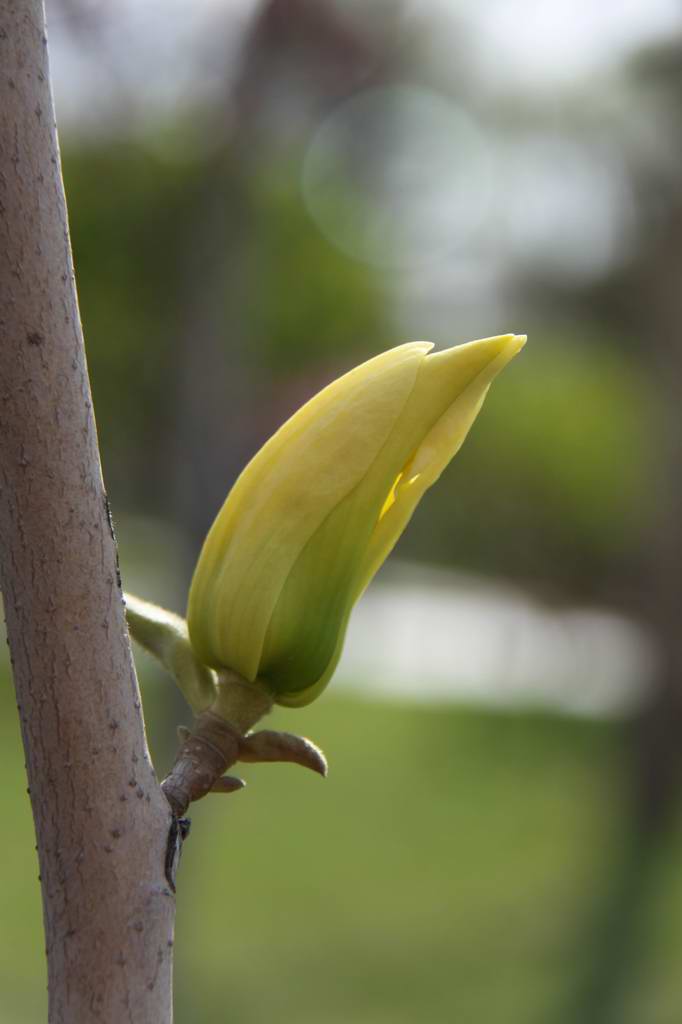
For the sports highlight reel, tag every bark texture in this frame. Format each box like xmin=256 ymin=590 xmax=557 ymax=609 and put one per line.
xmin=0 ymin=3 xmax=175 ymax=1020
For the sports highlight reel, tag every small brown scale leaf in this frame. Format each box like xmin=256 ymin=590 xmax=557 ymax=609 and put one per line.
xmin=239 ymin=729 xmax=328 ymax=777
xmin=161 ymin=713 xmax=327 ymax=818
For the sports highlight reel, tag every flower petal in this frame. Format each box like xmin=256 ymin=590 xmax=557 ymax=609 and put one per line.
xmin=187 ymin=342 xmax=431 ymax=678
xmin=356 ymin=334 xmax=526 ymax=598
xmin=265 ymin=334 xmax=525 ymax=705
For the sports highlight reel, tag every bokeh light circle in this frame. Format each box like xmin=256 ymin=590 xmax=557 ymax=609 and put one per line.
xmin=301 ymin=85 xmax=492 ymax=271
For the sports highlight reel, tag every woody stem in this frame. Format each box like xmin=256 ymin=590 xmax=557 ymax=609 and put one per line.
xmin=161 ymin=673 xmax=274 ymax=817
xmin=161 ymin=711 xmax=243 ymax=817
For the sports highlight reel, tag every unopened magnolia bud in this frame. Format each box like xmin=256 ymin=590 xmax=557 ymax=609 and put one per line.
xmin=187 ymin=334 xmax=525 ymax=708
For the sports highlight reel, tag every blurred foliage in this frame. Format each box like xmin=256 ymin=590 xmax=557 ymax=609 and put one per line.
xmin=64 ymin=140 xmax=387 ymax=512
xmin=64 ymin=143 xmax=185 ymax=406
xmin=64 ymin=142 xmax=190 ymax=507
xmin=250 ymin=163 xmax=386 ymax=374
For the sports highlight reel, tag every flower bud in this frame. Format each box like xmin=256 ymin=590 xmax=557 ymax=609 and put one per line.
xmin=187 ymin=334 xmax=525 ymax=706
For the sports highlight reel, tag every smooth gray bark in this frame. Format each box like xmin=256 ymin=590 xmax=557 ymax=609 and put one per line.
xmin=0 ymin=2 xmax=175 ymax=1020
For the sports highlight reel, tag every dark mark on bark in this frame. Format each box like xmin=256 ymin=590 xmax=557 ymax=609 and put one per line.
xmin=164 ymin=817 xmax=190 ymax=893
xmin=103 ymin=492 xmax=122 ymax=588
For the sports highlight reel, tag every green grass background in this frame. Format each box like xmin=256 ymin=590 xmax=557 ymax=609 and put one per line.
xmin=2 ymin=678 xmax=682 ymax=1023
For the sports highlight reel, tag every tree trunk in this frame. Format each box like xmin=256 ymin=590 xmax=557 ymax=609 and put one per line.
xmin=0 ymin=3 xmax=175 ymax=1020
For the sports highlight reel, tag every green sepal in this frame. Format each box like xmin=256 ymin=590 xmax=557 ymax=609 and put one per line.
xmin=124 ymin=592 xmax=217 ymax=714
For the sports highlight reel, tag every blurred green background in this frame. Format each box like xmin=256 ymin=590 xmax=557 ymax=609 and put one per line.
xmin=3 ymin=0 xmax=682 ymax=1021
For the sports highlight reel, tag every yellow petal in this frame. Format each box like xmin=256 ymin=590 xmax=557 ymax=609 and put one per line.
xmin=187 ymin=342 xmax=431 ymax=678
xmin=356 ymin=333 xmax=527 ymax=599
xmin=265 ymin=334 xmax=526 ymax=706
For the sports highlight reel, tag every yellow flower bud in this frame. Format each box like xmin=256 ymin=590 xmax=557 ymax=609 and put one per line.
xmin=187 ymin=333 xmax=525 ymax=707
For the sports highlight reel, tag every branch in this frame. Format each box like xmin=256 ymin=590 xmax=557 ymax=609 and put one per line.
xmin=0 ymin=3 xmax=174 ymax=1020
